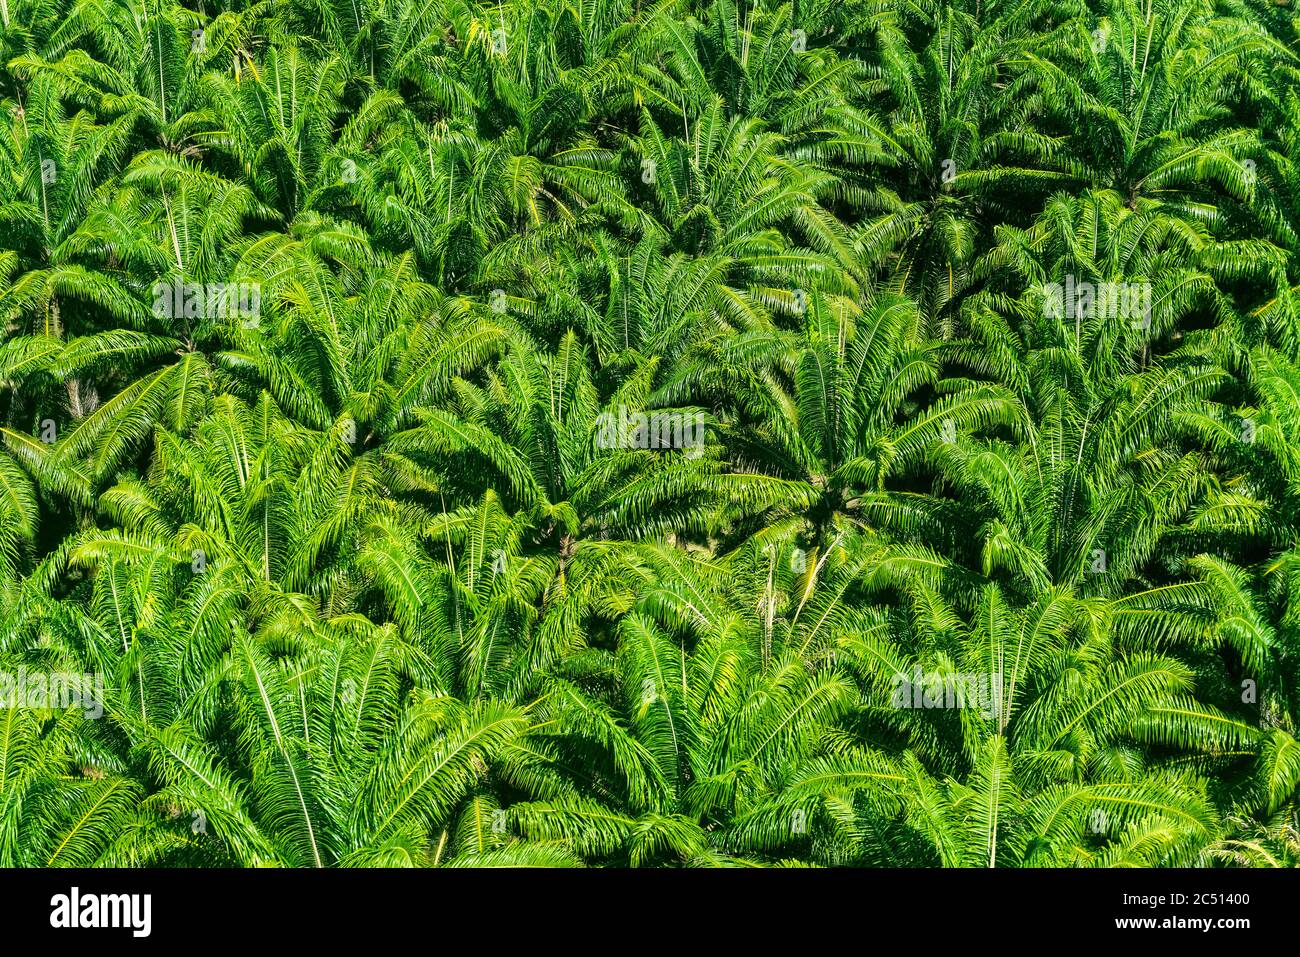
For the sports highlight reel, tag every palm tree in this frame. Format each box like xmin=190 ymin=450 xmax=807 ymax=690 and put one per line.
xmin=0 ymin=0 xmax=1298 ymax=869
xmin=849 ymin=4 xmax=1071 ymax=330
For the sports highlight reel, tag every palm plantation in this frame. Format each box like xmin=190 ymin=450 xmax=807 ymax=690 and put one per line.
xmin=0 ymin=0 xmax=1298 ymax=867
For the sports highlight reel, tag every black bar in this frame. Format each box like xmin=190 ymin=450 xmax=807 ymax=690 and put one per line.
xmin=2 ymin=868 xmax=1281 ymax=943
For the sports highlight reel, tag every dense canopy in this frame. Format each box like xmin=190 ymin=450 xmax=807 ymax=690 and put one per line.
xmin=1 ymin=0 xmax=1299 ymax=867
